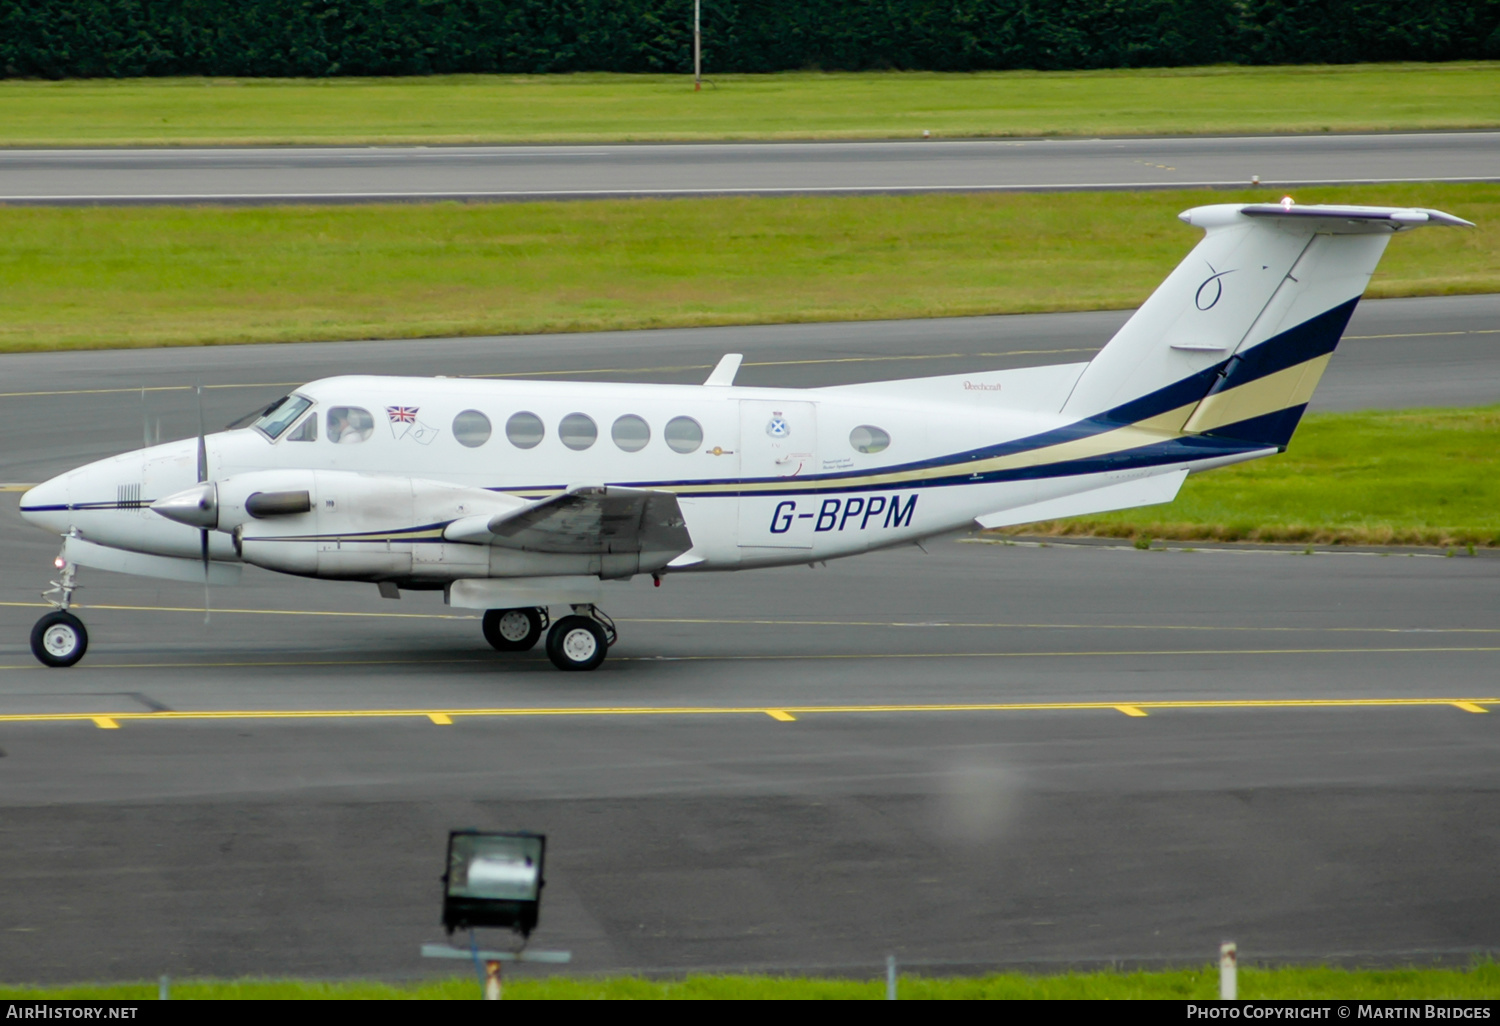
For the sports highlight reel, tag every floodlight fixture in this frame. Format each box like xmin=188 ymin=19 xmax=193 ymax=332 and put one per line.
xmin=442 ymin=830 xmax=546 ymax=937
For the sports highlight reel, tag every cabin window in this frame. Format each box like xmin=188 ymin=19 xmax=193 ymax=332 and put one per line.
xmin=559 ymin=413 xmax=598 ymax=451
xmin=850 ymin=425 xmax=890 ymax=454
xmin=453 ymin=410 xmax=492 ymax=448
xmin=286 ymin=412 xmax=318 ymax=442
xmin=327 ymin=406 xmax=374 ymax=444
xmin=611 ymin=414 xmax=651 ymax=452
xmin=506 ymin=411 xmax=544 ymax=449
xmin=665 ymin=416 xmax=703 ymax=454
xmin=253 ymin=395 xmax=313 ymax=440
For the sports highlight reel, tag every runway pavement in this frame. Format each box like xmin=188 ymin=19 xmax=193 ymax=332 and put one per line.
xmin=2 ymin=132 xmax=1497 ymax=204
xmin=1 ymin=537 xmax=1498 ymax=981
xmin=1 ymin=296 xmax=1498 ymax=983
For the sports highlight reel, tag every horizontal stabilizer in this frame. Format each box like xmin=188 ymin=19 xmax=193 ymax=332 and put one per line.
xmin=1236 ymin=204 xmax=1474 ymax=232
xmin=974 ymin=469 xmax=1188 ymax=530
xmin=63 ymin=535 xmax=241 ymax=585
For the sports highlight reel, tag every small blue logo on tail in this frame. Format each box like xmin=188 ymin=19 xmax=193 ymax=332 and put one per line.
xmin=1195 ymin=263 xmax=1235 ymax=311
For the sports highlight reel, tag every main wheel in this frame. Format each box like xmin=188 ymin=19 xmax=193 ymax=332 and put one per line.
xmin=545 ymin=615 xmax=609 ymax=672
xmin=482 ymin=607 xmax=545 ymax=652
xmin=31 ymin=611 xmax=88 ymax=668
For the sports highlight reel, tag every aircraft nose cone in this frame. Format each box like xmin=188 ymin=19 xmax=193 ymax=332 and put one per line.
xmin=151 ymin=482 xmax=218 ymax=529
xmin=18 ymin=475 xmax=71 ymax=532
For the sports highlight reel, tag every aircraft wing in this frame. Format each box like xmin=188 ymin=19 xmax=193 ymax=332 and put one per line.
xmin=445 ymin=484 xmax=693 ymax=558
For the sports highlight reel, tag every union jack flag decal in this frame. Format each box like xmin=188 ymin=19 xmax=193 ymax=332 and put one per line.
xmin=386 ymin=406 xmax=418 ymax=423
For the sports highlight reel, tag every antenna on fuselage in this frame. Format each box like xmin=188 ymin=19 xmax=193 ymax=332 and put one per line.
xmin=703 ymin=354 xmax=743 ymax=387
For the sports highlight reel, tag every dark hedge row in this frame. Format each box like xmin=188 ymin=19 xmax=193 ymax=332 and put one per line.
xmin=3 ymin=0 xmax=1499 ymax=79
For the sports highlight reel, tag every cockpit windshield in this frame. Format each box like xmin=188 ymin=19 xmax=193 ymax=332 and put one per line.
xmin=225 ymin=398 xmax=281 ymax=431
xmin=252 ymin=395 xmax=315 ymax=440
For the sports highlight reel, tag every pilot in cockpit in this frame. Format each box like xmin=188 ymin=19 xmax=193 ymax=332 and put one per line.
xmin=328 ymin=407 xmax=371 ymax=444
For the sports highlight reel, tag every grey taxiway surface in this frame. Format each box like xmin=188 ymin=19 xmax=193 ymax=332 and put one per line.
xmin=2 ymin=131 xmax=1496 ymax=203
xmin=1 ymin=295 xmax=1498 ymax=982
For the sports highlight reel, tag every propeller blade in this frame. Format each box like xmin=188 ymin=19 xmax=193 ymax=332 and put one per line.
xmin=196 ymin=385 xmax=211 ymax=624
xmin=201 ymin=527 xmax=211 ymax=625
xmin=196 ymin=386 xmax=208 ymax=483
xmin=142 ymin=387 xmax=149 ymax=450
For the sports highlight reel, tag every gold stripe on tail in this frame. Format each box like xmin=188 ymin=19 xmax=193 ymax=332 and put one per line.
xmin=1182 ymin=354 xmax=1332 ymax=436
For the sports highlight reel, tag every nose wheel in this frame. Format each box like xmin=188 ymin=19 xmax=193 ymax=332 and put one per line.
xmin=31 ymin=610 xmax=88 ymax=668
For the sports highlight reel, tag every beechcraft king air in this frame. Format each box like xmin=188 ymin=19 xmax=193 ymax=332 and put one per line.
xmin=18 ymin=201 xmax=1472 ymax=670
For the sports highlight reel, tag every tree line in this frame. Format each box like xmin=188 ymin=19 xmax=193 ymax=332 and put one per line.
xmin=3 ymin=0 xmax=1497 ymax=79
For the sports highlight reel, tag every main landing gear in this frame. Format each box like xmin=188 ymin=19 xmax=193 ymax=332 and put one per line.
xmin=482 ymin=607 xmax=549 ymax=652
xmin=31 ymin=550 xmax=88 ymax=668
xmin=483 ymin=605 xmax=617 ymax=671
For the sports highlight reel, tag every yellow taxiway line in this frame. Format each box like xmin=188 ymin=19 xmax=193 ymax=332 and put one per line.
xmin=627 ymin=618 xmax=1500 ymax=635
xmin=0 ymin=349 xmax=1100 ymax=400
xmin=0 ymin=696 xmax=1493 ymax=728
xmin=1344 ymin=328 xmax=1500 ymax=341
xmin=0 ymin=600 xmax=477 ymax=620
xmin=3 ymin=600 xmax=1499 ymax=636
xmin=2 ymin=329 xmax=1494 ymax=399
xmin=475 ymin=350 xmax=1100 ymax=379
xmin=1 ymin=645 xmax=1499 ymax=673
xmin=3 ymin=329 xmax=1494 ymax=399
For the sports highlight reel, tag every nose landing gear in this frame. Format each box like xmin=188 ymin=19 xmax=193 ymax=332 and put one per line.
xmin=31 ymin=548 xmax=88 ymax=668
xmin=31 ymin=610 xmax=88 ymax=668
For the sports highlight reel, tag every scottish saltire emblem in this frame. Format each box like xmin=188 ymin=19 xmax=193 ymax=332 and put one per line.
xmin=766 ymin=413 xmax=790 ymax=438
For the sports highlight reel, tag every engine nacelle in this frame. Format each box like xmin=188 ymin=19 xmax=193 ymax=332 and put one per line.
xmin=219 ymin=470 xmax=521 ymax=580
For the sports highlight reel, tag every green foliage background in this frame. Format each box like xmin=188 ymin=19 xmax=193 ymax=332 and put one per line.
xmin=3 ymin=1 xmax=1500 ymax=79
xmin=6 ymin=963 xmax=1500 ymax=999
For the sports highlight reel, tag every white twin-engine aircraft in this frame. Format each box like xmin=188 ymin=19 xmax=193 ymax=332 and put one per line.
xmin=19 ymin=201 xmax=1470 ymax=670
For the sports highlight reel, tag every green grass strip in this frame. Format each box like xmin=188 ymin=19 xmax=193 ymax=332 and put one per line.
xmin=4 ymin=965 xmax=1500 ymax=999
xmin=1 ymin=183 xmax=1495 ymax=353
xmin=0 ymin=64 xmax=1496 ymax=145
xmin=1003 ymin=406 xmax=1500 ymax=548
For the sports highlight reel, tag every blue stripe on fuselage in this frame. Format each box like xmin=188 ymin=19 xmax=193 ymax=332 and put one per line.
xmin=630 ymin=299 xmax=1354 ymax=494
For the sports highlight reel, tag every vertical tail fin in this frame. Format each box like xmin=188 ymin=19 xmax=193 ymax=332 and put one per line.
xmin=1060 ymin=203 xmax=1472 ymax=448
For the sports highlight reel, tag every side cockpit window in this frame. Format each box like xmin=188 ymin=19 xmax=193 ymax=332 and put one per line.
xmin=327 ymin=406 xmax=374 ymax=444
xmin=253 ymin=395 xmax=314 ymax=440
xmin=286 ymin=413 xmax=318 ymax=442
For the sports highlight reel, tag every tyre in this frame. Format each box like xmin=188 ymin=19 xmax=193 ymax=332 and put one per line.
xmin=30 ymin=611 xmax=88 ymax=668
xmin=545 ymin=615 xmax=609 ymax=672
xmin=482 ymin=607 xmax=545 ymax=652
